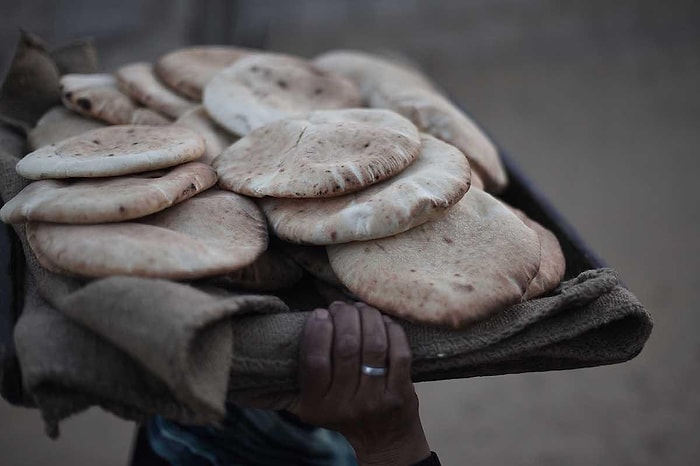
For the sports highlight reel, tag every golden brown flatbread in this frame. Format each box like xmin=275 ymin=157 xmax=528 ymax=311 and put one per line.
xmin=261 ymin=134 xmax=471 ymax=244
xmin=204 ymin=53 xmax=362 ymax=136
xmin=16 ymin=125 xmax=205 ymax=180
xmin=174 ymin=106 xmax=237 ymax=165
xmin=510 ymin=208 xmax=566 ymax=299
xmin=117 ymin=62 xmax=197 ymax=118
xmin=214 ymin=109 xmax=421 ymax=198
xmin=315 ymin=50 xmax=507 ymax=192
xmin=27 ymin=190 xmax=268 ymax=279
xmin=155 ymin=46 xmax=251 ymax=100
xmin=28 ymin=106 xmax=105 ymax=150
xmin=1 ymin=162 xmax=216 ymax=224
xmin=60 ymin=73 xmax=136 ymax=124
xmin=327 ymin=189 xmax=541 ymax=328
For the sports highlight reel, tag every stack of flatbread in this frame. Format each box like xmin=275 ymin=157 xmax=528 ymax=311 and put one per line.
xmin=200 ymin=50 xmax=565 ymax=328
xmin=1 ymin=124 xmax=276 ymax=284
xmin=24 ymin=46 xmax=246 ymax=162
xmin=2 ymin=45 xmax=566 ymax=328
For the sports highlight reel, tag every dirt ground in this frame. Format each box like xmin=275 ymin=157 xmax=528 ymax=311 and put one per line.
xmin=1 ymin=1 xmax=699 ymax=464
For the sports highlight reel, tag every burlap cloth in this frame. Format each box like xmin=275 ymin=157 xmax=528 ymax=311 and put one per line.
xmin=0 ymin=31 xmax=652 ymax=437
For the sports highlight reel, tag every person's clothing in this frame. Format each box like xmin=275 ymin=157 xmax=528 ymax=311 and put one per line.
xmin=148 ymin=403 xmax=441 ymax=466
xmin=147 ymin=404 xmax=357 ymax=466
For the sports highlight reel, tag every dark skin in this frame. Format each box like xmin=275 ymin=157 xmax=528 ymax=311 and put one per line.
xmin=293 ymin=301 xmax=431 ymax=465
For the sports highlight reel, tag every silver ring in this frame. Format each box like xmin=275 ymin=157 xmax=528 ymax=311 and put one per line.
xmin=361 ymin=364 xmax=387 ymax=377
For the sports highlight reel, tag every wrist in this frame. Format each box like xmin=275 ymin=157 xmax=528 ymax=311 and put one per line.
xmin=351 ymin=419 xmax=431 ymax=466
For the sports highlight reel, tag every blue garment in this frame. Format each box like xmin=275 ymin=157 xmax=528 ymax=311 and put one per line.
xmin=147 ymin=404 xmax=357 ymax=466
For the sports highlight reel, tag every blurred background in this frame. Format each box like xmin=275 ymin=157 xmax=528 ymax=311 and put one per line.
xmin=1 ymin=0 xmax=699 ymax=464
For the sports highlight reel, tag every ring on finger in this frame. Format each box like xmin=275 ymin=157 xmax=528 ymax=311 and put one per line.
xmin=361 ymin=364 xmax=387 ymax=377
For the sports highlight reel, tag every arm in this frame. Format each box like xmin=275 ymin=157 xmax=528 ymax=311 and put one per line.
xmin=294 ymin=301 xmax=435 ymax=466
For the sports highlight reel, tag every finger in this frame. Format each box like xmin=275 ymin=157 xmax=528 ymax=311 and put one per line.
xmin=300 ymin=308 xmax=333 ymax=400
xmin=384 ymin=315 xmax=413 ymax=394
xmin=327 ymin=301 xmax=361 ymax=399
xmin=357 ymin=303 xmax=389 ymax=394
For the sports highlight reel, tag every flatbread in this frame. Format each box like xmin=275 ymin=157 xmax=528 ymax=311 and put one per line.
xmin=261 ymin=134 xmax=471 ymax=244
xmin=155 ymin=46 xmax=251 ymax=100
xmin=129 ymin=107 xmax=171 ymax=125
xmin=510 ymin=208 xmax=566 ymax=299
xmin=28 ymin=106 xmax=105 ymax=150
xmin=60 ymin=73 xmax=137 ymax=124
xmin=117 ymin=62 xmax=197 ymax=118
xmin=214 ymin=108 xmax=421 ymax=198
xmin=211 ymin=247 xmax=304 ymax=291
xmin=470 ymin=167 xmax=486 ymax=190
xmin=25 ymin=242 xmax=75 ymax=276
xmin=60 ymin=73 xmax=171 ymax=125
xmin=327 ymin=189 xmax=541 ymax=328
xmin=16 ymin=125 xmax=205 ymax=180
xmin=174 ymin=106 xmax=237 ymax=164
xmin=1 ymin=162 xmax=216 ymax=224
xmin=314 ymin=50 xmax=434 ymax=93
xmin=315 ymin=50 xmax=508 ymax=192
xmin=26 ymin=190 xmax=268 ymax=279
xmin=204 ymin=54 xmax=362 ymax=136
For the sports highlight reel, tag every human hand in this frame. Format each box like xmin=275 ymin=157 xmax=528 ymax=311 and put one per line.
xmin=293 ymin=301 xmax=431 ymax=466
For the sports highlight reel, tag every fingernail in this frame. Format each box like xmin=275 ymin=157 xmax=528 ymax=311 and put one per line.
xmin=314 ymin=309 xmax=329 ymax=319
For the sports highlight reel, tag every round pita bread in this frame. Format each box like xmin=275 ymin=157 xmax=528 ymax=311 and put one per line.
xmin=155 ymin=46 xmax=251 ymax=100
xmin=129 ymin=108 xmax=171 ymax=125
xmin=16 ymin=125 xmax=206 ymax=180
xmin=117 ymin=62 xmax=197 ymax=118
xmin=510 ymin=208 xmax=566 ymax=300
xmin=314 ymin=50 xmax=434 ymax=92
xmin=27 ymin=190 xmax=268 ymax=279
xmin=1 ymin=162 xmax=216 ymax=224
xmin=60 ymin=73 xmax=116 ymax=93
xmin=261 ymin=134 xmax=471 ymax=244
xmin=28 ymin=106 xmax=105 ymax=151
xmin=214 ymin=108 xmax=421 ymax=198
xmin=327 ymin=189 xmax=541 ymax=328
xmin=174 ymin=106 xmax=237 ymax=164
xmin=26 ymin=241 xmax=75 ymax=276
xmin=203 ymin=54 xmax=362 ymax=136
xmin=470 ymin=167 xmax=486 ymax=190
xmin=315 ymin=50 xmax=508 ymax=192
xmin=211 ymin=247 xmax=304 ymax=291
xmin=60 ymin=73 xmax=138 ymax=124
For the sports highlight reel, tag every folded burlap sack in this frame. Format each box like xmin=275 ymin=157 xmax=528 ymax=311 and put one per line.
xmin=0 ymin=32 xmax=652 ymax=436
xmin=0 ymin=122 xmax=27 ymax=407
xmin=0 ymin=33 xmax=290 ymax=436
xmin=222 ymin=267 xmax=649 ymax=399
xmin=1 ymin=145 xmax=290 ymax=437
